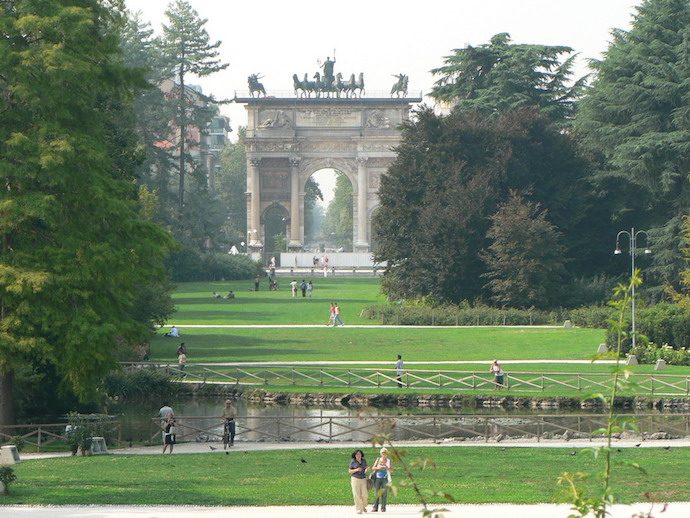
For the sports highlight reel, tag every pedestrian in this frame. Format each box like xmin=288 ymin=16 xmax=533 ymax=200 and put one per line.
xmin=290 ymin=279 xmax=298 ymax=297
xmin=158 ymin=403 xmax=174 ymax=424
xmin=395 ymin=354 xmax=404 ymax=388
xmin=176 ymin=342 xmax=187 ymax=356
xmin=490 ymin=359 xmax=505 ymax=389
xmin=333 ymin=302 xmax=344 ymax=326
xmin=326 ymin=302 xmax=336 ymax=326
xmin=371 ymin=447 xmax=393 ymax=512
xmin=306 ymin=281 xmax=313 ymax=298
xmin=164 ymin=325 xmax=180 ymax=337
xmin=300 ymin=279 xmax=307 ymax=297
xmin=178 ymin=348 xmax=187 ymax=372
xmin=221 ymin=398 xmax=237 ymax=449
xmin=348 ymin=449 xmax=368 ymax=514
xmin=254 ymin=275 xmax=260 ymax=291
xmin=162 ymin=416 xmax=176 ymax=454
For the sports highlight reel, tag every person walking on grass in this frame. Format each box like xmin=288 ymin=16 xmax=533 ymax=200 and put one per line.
xmin=290 ymin=279 xmax=298 ymax=297
xmin=333 ymin=302 xmax=344 ymax=327
xmin=306 ymin=280 xmax=313 ymax=298
xmin=326 ymin=302 xmax=336 ymax=326
xmin=348 ymin=449 xmax=368 ymax=514
xmin=300 ymin=279 xmax=307 ymax=297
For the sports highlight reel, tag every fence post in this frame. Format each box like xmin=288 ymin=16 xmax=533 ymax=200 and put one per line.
xmin=541 ymin=375 xmax=545 ymax=391
xmin=320 ymin=370 xmax=323 ymax=386
xmin=651 ymin=376 xmax=654 ymax=395
xmin=431 ymin=310 xmax=435 ymax=326
xmin=292 ymin=369 xmax=296 ymax=386
xmin=348 ymin=370 xmax=352 ymax=387
xmin=577 ymin=375 xmax=581 ymax=392
xmin=472 ymin=375 xmax=476 ymax=390
xmin=37 ymin=426 xmax=42 ymax=452
xmin=377 ymin=372 xmax=381 ymax=388
xmin=438 ymin=371 xmax=442 ymax=388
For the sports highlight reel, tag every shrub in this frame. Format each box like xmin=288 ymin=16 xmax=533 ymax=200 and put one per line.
xmin=104 ymin=368 xmax=181 ymax=400
xmin=565 ymin=306 xmax=615 ymax=329
xmin=168 ymin=248 xmax=262 ymax=282
xmin=629 ymin=342 xmax=690 ymax=366
xmin=606 ymin=302 xmax=690 ymax=353
xmin=7 ymin=436 xmax=25 ymax=453
xmin=65 ymin=413 xmax=115 ymax=456
xmin=0 ymin=467 xmax=16 ymax=495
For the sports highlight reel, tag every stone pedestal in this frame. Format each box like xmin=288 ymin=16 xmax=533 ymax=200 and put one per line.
xmin=563 ymin=320 xmax=573 ymax=328
xmin=654 ymin=359 xmax=667 ymax=371
xmin=0 ymin=445 xmax=20 ymax=465
xmin=626 ymin=355 xmax=638 ymax=366
xmin=89 ymin=436 xmax=109 ymax=455
xmin=597 ymin=343 xmax=608 ymax=353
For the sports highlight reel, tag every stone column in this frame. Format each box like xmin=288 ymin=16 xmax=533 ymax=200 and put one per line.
xmin=355 ymin=156 xmax=369 ymax=251
xmin=289 ymin=157 xmax=301 ymax=248
xmin=248 ymin=157 xmax=262 ymax=246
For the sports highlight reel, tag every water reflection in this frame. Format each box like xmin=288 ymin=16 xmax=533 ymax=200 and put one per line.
xmin=113 ymin=398 xmax=690 ymax=444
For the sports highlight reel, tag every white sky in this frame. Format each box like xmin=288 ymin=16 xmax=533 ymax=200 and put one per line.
xmin=124 ymin=0 xmax=641 ymax=204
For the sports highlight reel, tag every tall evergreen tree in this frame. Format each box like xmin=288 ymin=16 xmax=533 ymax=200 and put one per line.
xmin=160 ymin=0 xmax=228 ymax=211
xmin=431 ymin=33 xmax=587 ymax=121
xmin=0 ymin=0 xmax=173 ymax=425
xmin=576 ymin=0 xmax=690 ymax=294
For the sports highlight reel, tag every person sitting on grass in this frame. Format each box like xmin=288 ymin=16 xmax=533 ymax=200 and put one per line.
xmin=164 ymin=325 xmax=180 ymax=338
xmin=223 ymin=290 xmax=235 ymax=299
xmin=212 ymin=291 xmax=222 ymax=299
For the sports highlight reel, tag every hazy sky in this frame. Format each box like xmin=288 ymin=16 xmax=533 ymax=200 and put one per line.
xmin=123 ymin=0 xmax=642 ymax=203
xmin=125 ymin=0 xmax=641 ymax=126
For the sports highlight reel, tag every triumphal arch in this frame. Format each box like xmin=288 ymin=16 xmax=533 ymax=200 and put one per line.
xmin=236 ymin=64 xmax=420 ymax=254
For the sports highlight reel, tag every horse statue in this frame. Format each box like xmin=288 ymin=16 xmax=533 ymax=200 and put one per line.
xmin=293 ymin=74 xmax=305 ymax=97
xmin=353 ymin=72 xmax=365 ymax=98
xmin=248 ymin=73 xmax=266 ymax=98
xmin=334 ymin=73 xmax=346 ymax=98
xmin=391 ymin=74 xmax=408 ymax=98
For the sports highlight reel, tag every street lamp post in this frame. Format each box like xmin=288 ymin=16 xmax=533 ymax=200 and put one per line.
xmin=614 ymin=228 xmax=651 ymax=348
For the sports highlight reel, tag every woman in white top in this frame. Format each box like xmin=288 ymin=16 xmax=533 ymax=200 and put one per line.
xmin=371 ymin=447 xmax=393 ymax=512
xmin=490 ymin=359 xmax=505 ymax=389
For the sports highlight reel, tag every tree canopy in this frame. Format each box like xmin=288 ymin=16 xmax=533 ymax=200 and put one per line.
xmin=431 ymin=33 xmax=587 ymax=121
xmin=0 ymin=0 xmax=174 ymax=424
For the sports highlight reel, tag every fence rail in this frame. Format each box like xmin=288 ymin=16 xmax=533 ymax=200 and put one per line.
xmin=122 ymin=363 xmax=690 ymax=396
xmin=148 ymin=413 xmax=690 ymax=444
xmin=4 ymin=413 xmax=690 ymax=452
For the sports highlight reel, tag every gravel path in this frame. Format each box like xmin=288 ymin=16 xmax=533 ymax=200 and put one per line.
xmin=2 ymin=503 xmax=689 ymax=518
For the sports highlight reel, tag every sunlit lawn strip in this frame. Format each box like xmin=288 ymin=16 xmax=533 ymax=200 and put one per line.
xmin=6 ymin=447 xmax=690 ymax=505
xmin=151 ymin=327 xmax=605 ymax=362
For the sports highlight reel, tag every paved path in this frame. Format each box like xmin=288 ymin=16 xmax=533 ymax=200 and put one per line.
xmin=21 ymin=438 xmax=690 ymax=460
xmin=173 ymin=324 xmax=564 ymax=329
xmin=2 ymin=503 xmax=689 ymax=518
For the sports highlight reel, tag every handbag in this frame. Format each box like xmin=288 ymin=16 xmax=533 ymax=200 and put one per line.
xmin=367 ymin=471 xmax=376 ymax=491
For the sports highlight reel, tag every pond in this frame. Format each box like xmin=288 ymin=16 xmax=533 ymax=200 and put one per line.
xmin=113 ymin=398 xmax=690 ymax=444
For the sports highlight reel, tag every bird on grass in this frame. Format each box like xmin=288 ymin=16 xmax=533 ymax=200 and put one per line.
xmin=225 ymin=451 xmax=230 ymax=455
xmin=570 ymin=451 xmax=577 ymax=456
xmin=663 ymin=446 xmax=671 ymax=451
xmin=300 ymin=458 xmax=308 ymax=463
xmin=634 ymin=443 xmax=641 ymax=447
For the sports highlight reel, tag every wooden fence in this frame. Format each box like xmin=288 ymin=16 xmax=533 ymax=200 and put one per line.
xmin=122 ymin=363 xmax=690 ymax=396
xmin=146 ymin=413 xmax=690 ymax=444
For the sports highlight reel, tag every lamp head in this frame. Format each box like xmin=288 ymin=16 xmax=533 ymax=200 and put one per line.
xmin=644 ymin=248 xmax=651 ymax=254
xmin=614 ymin=248 xmax=622 ymax=255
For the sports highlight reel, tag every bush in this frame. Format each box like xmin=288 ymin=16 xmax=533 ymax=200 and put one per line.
xmin=0 ymin=467 xmax=16 ymax=495
xmin=65 ymin=413 xmax=115 ymax=456
xmin=168 ymin=247 xmax=261 ymax=282
xmin=629 ymin=342 xmax=690 ymax=366
xmin=7 ymin=436 xmax=25 ymax=453
xmin=104 ymin=368 xmax=181 ymax=400
xmin=566 ymin=306 xmax=615 ymax=329
xmin=606 ymin=302 xmax=690 ymax=353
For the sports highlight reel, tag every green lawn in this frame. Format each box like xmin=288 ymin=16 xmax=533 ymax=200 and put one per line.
xmin=151 ymin=327 xmax=605 ymax=362
xmin=169 ymin=277 xmax=386 ymax=325
xmin=5 ymin=447 xmax=689 ymax=505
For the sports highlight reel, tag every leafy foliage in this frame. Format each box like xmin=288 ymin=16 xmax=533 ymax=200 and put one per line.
xmin=431 ymin=33 xmax=587 ymax=121
xmin=576 ymin=0 xmax=690 ymax=295
xmin=482 ymin=192 xmax=567 ymax=308
xmin=0 ymin=466 xmax=16 ymax=495
xmin=0 ymin=0 xmax=174 ymax=424
xmin=321 ymin=172 xmax=353 ymax=250
xmin=373 ymin=107 xmax=590 ymax=303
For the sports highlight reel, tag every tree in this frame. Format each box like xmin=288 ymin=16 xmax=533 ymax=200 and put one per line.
xmin=160 ymin=0 xmax=228 ymax=211
xmin=321 ymin=173 xmax=353 ymax=250
xmin=216 ymin=128 xmax=247 ymax=246
xmin=0 ymin=0 xmax=174 ymax=425
xmin=373 ymin=106 xmax=589 ymax=303
xmin=304 ymin=178 xmax=324 ymax=245
xmin=482 ymin=192 xmax=567 ymax=308
xmin=576 ymin=0 xmax=690 ymax=295
xmin=431 ymin=33 xmax=587 ymax=121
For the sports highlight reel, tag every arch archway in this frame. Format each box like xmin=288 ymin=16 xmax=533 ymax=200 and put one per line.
xmin=262 ymin=202 xmax=289 ymax=263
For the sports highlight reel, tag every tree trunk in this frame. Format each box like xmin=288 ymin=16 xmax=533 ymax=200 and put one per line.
xmin=0 ymin=368 xmax=16 ymax=427
xmin=178 ymin=65 xmax=186 ymax=212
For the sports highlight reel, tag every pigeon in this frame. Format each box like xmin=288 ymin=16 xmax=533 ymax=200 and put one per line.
xmin=300 ymin=458 xmax=308 ymax=463
xmin=225 ymin=451 xmax=230 ymax=455
xmin=617 ymin=448 xmax=622 ymax=452
xmin=209 ymin=445 xmax=217 ymax=451
xmin=663 ymin=446 xmax=671 ymax=451
xmin=634 ymin=443 xmax=641 ymax=447
xmin=570 ymin=451 xmax=577 ymax=456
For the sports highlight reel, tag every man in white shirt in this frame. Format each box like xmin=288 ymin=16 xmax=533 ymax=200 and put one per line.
xmin=164 ymin=325 xmax=180 ymax=338
xmin=395 ymin=355 xmax=404 ymax=388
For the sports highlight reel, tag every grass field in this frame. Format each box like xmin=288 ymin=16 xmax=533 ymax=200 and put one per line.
xmin=5 ymin=447 xmax=689 ymax=505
